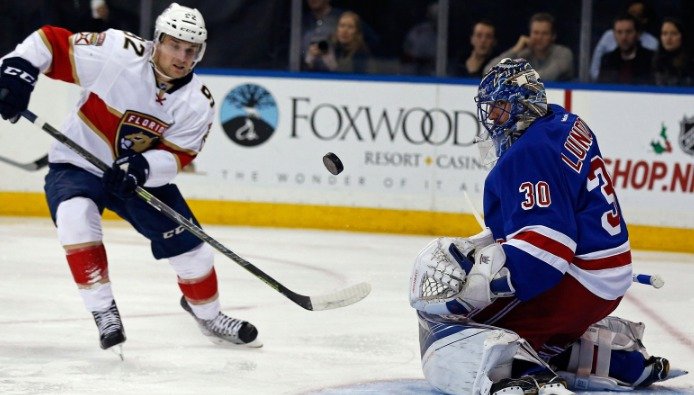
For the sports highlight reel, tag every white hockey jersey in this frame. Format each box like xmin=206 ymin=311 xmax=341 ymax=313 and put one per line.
xmin=4 ymin=26 xmax=215 ymax=187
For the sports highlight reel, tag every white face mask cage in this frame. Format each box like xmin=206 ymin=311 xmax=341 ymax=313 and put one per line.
xmin=475 ymin=130 xmax=499 ymax=168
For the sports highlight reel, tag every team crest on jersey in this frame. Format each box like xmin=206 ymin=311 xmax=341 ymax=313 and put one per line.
xmin=73 ymin=32 xmax=106 ymax=46
xmin=116 ymin=111 xmax=169 ymax=156
xmin=679 ymin=115 xmax=694 ymax=156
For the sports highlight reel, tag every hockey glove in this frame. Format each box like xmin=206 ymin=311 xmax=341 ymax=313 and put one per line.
xmin=103 ymin=154 xmax=150 ymax=199
xmin=0 ymin=57 xmax=39 ymax=123
xmin=449 ymin=227 xmax=495 ymax=261
xmin=458 ymin=243 xmax=515 ymax=312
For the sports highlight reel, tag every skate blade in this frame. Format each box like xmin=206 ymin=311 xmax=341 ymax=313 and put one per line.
xmin=208 ymin=336 xmax=263 ymax=348
xmin=109 ymin=344 xmax=124 ymax=361
xmin=663 ymin=368 xmax=688 ymax=382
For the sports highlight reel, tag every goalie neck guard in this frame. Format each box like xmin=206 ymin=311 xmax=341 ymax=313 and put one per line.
xmin=154 ymin=2 xmax=207 ymax=64
xmin=474 ymin=58 xmax=547 ymax=165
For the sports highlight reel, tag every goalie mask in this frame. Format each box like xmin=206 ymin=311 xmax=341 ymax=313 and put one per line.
xmin=153 ymin=3 xmax=207 ymax=66
xmin=475 ymin=58 xmax=547 ymax=165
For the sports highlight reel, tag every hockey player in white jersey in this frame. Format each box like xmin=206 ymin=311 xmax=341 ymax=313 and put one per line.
xmin=409 ymin=58 xmax=672 ymax=394
xmin=0 ymin=3 xmax=261 ymax=355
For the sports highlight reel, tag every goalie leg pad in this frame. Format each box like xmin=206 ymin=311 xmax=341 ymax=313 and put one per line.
xmin=555 ymin=316 xmax=662 ymax=391
xmin=418 ymin=313 xmax=520 ymax=395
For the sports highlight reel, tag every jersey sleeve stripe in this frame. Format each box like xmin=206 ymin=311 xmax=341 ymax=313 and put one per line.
xmin=155 ymin=140 xmax=196 ymax=170
xmin=509 ymin=230 xmax=575 ymax=263
xmin=575 ymin=240 xmax=631 ymax=260
xmin=567 ymin=265 xmax=633 ymax=300
xmin=505 ymin=238 xmax=571 ymax=273
xmin=39 ymin=26 xmax=79 ymax=84
xmin=573 ymin=250 xmax=632 ymax=271
xmin=507 ymin=224 xmax=577 ymax=251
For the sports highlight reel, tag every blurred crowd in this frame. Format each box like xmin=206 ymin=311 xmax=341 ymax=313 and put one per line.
xmin=1 ymin=0 xmax=693 ymax=86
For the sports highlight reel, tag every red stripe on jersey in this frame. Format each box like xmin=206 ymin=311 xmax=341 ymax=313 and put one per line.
xmin=178 ymin=268 xmax=218 ymax=303
xmin=155 ymin=141 xmax=196 ymax=169
xmin=573 ymin=250 xmax=632 ymax=270
xmin=79 ymin=92 xmax=121 ymax=154
xmin=40 ymin=25 xmax=77 ymax=83
xmin=512 ymin=230 xmax=575 ymax=262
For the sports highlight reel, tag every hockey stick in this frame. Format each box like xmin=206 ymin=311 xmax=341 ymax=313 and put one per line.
xmin=462 ymin=192 xmax=664 ymax=289
xmin=632 ymin=273 xmax=664 ymax=288
xmin=0 ymin=153 xmax=48 ymax=171
xmin=20 ymin=110 xmax=371 ymax=311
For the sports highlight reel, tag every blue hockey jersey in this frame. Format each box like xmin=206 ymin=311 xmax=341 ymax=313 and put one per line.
xmin=483 ymin=104 xmax=632 ymax=302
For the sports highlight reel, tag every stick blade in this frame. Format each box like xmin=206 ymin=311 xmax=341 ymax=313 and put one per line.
xmin=307 ymin=282 xmax=372 ymax=311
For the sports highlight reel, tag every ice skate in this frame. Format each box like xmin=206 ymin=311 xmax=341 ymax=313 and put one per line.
xmin=91 ymin=300 xmax=126 ymax=359
xmin=491 ymin=373 xmax=573 ymax=395
xmin=635 ymin=356 xmax=670 ymax=387
xmin=180 ymin=296 xmax=262 ymax=348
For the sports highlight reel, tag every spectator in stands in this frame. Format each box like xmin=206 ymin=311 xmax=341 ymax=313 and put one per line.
xmin=304 ymin=33 xmax=338 ymax=72
xmin=653 ymin=17 xmax=694 ymax=86
xmin=453 ymin=19 xmax=498 ymax=78
xmin=301 ymin=0 xmax=343 ymax=62
xmin=484 ymin=12 xmax=574 ymax=81
xmin=401 ymin=2 xmax=438 ymax=76
xmin=590 ymin=0 xmax=658 ymax=81
xmin=333 ymin=11 xmax=370 ymax=73
xmin=304 ymin=11 xmax=370 ymax=74
xmin=598 ymin=14 xmax=654 ymax=85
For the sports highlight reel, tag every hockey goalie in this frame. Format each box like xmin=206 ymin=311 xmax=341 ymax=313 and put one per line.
xmin=408 ymin=58 xmax=671 ymax=395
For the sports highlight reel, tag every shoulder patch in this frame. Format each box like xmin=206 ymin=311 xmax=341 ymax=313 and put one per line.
xmin=73 ymin=32 xmax=106 ymax=46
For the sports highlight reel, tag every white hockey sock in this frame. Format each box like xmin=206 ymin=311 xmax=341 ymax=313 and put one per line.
xmin=78 ymin=282 xmax=114 ymax=312
xmin=187 ymin=298 xmax=221 ymax=320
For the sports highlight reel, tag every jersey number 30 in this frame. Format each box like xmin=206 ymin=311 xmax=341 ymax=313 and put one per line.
xmin=587 ymin=156 xmax=622 ymax=236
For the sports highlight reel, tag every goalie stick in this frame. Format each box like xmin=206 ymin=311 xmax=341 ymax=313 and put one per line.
xmin=462 ymin=192 xmax=664 ymax=289
xmin=20 ymin=110 xmax=371 ymax=311
xmin=0 ymin=153 xmax=48 ymax=171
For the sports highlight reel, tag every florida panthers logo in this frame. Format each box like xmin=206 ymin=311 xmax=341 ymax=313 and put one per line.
xmin=115 ymin=110 xmax=169 ymax=156
xmin=121 ymin=132 xmax=158 ymax=152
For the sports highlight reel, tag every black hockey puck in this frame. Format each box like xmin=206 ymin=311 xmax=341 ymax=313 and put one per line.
xmin=323 ymin=152 xmax=344 ymax=175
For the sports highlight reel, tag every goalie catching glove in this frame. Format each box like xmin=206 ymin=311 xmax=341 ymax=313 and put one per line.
xmin=409 ymin=228 xmax=514 ymax=316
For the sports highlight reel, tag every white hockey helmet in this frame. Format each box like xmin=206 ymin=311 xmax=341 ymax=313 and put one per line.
xmin=154 ymin=3 xmax=207 ymax=63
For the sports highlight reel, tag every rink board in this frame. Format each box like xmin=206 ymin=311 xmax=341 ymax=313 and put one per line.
xmin=0 ymin=72 xmax=691 ymax=252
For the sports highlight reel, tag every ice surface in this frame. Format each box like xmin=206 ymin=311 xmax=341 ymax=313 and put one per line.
xmin=0 ymin=217 xmax=691 ymax=394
